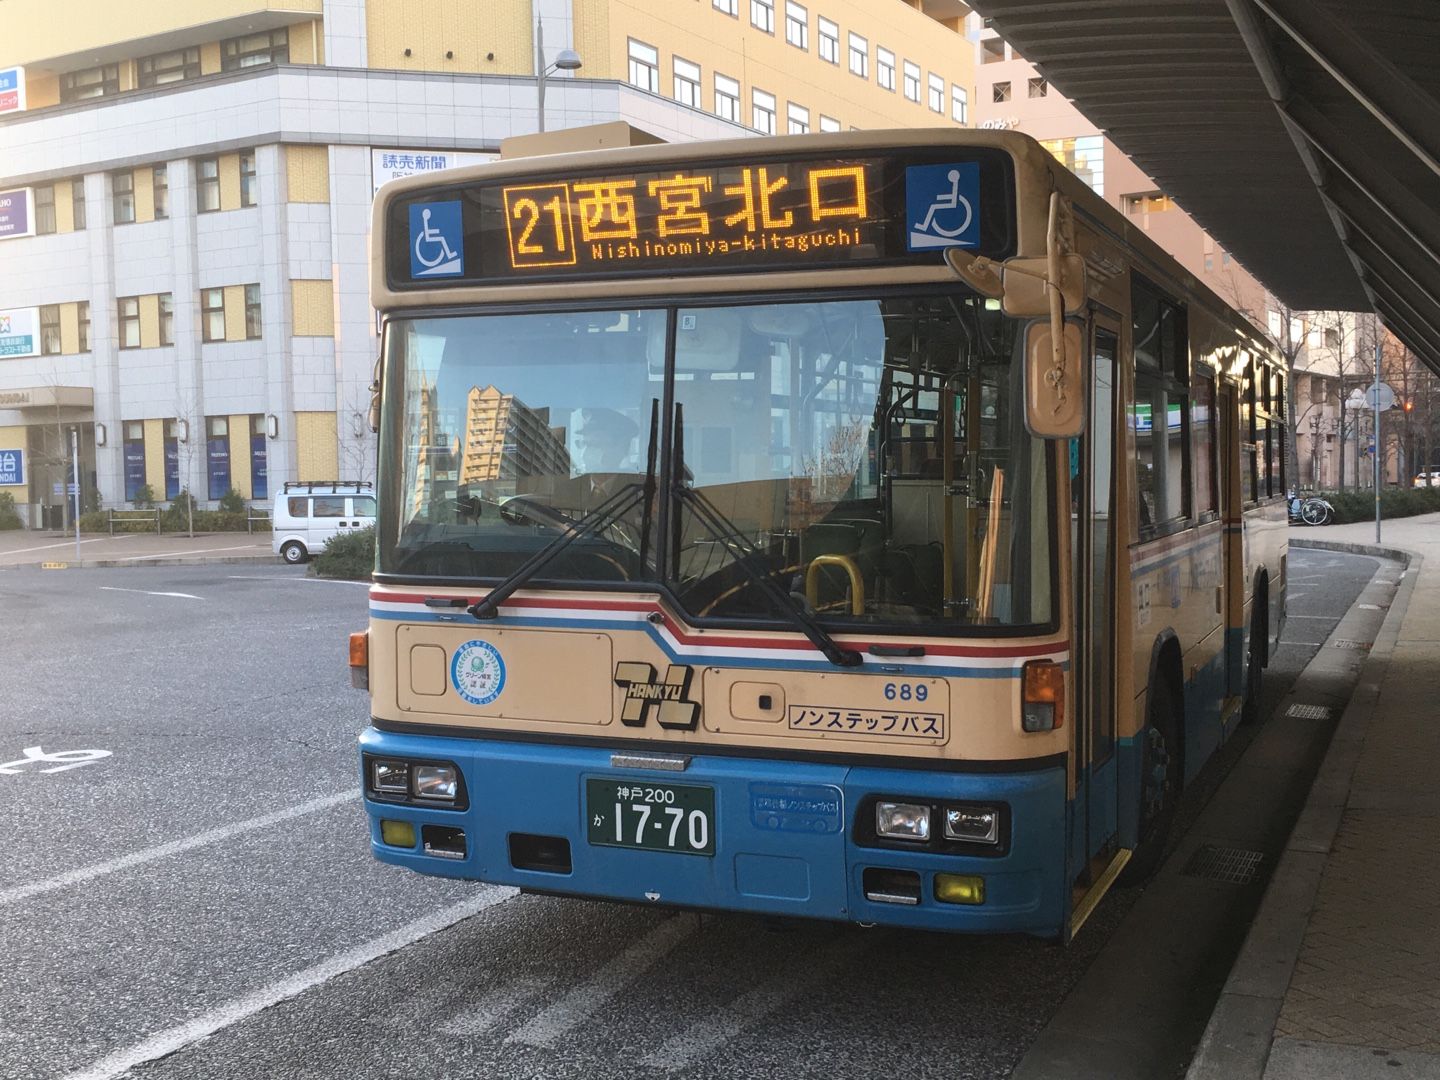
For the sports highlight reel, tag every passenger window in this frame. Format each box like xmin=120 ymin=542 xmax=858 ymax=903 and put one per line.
xmin=1191 ymin=372 xmax=1217 ymax=516
xmin=1131 ymin=277 xmax=1190 ymax=532
xmin=351 ymin=496 xmax=376 ymax=517
xmin=287 ymin=497 xmax=308 ymax=518
xmin=313 ymin=497 xmax=346 ymax=517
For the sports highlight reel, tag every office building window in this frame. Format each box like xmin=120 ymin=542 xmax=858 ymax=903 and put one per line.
xmin=876 ymin=47 xmax=895 ymax=91
xmin=628 ymin=39 xmax=659 ymax=92
xmin=77 ymin=302 xmax=90 ymax=352
xmin=1029 ymin=76 xmax=1048 ymax=98
xmin=818 ymin=18 xmax=839 ymax=64
xmin=928 ymin=73 xmax=944 ymax=112
xmin=245 ymin=284 xmax=262 ymax=340
xmin=124 ymin=422 xmax=146 ymax=502
xmin=993 ymin=81 xmax=1011 ymax=103
xmin=819 ymin=114 xmax=841 ymax=133
xmin=159 ymin=293 xmax=174 ymax=346
xmin=34 ymin=185 xmax=57 ymax=235
xmin=240 ymin=152 xmax=257 ymax=208
xmin=673 ymin=57 xmax=701 ymax=108
xmin=60 ymin=64 xmax=119 ymax=103
xmin=118 ymin=297 xmax=141 ymax=349
xmin=903 ymin=61 xmax=921 ymax=103
xmin=713 ymin=0 xmax=738 ymax=15
xmin=951 ymin=84 xmax=968 ymax=123
xmin=201 ymin=288 xmax=226 ymax=343
xmin=152 ymin=166 xmax=169 ymax=220
xmin=751 ymin=0 xmax=774 ymax=33
xmin=785 ymin=2 xmax=808 ymax=48
xmin=714 ymin=73 xmax=740 ymax=122
xmin=222 ymin=28 xmax=288 ymax=70
xmin=138 ymin=47 xmax=201 ymax=89
xmin=848 ymin=33 xmax=868 ymax=78
xmin=206 ymin=417 xmax=231 ymax=500
xmin=196 ymin=158 xmax=221 ymax=213
xmin=40 ymin=306 xmax=61 ymax=355
xmin=1039 ymin=135 xmax=1105 ymax=195
xmin=71 ymin=179 xmax=87 ymax=230
xmin=787 ymin=102 xmax=809 ymax=134
xmin=112 ymin=171 xmax=136 ymax=224
xmin=752 ymin=88 xmax=776 ymax=134
xmin=250 ymin=415 xmax=269 ymax=501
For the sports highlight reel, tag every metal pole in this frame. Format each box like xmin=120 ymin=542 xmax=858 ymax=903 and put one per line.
xmin=536 ymin=18 xmax=547 ymax=132
xmin=71 ymin=426 xmax=81 ymax=559
xmin=1374 ymin=339 xmax=1382 ymax=543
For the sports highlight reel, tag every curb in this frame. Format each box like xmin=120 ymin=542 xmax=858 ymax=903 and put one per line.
xmin=2 ymin=554 xmax=283 ymax=571
xmin=1186 ymin=544 xmax=1420 ymax=1080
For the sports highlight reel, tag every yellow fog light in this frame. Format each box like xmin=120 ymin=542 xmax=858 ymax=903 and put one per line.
xmin=934 ymin=873 xmax=985 ymax=905
xmin=380 ymin=820 xmax=416 ymax=848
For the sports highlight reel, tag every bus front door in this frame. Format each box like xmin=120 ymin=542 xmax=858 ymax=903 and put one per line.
xmin=1070 ymin=321 xmax=1120 ymax=934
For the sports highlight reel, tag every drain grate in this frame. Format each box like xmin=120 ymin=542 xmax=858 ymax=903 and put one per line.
xmin=1286 ymin=703 xmax=1334 ymax=720
xmin=1331 ymin=639 xmax=1373 ymax=650
xmin=1182 ymin=845 xmax=1265 ymax=885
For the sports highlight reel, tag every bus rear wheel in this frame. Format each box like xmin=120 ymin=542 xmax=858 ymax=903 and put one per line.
xmin=1124 ymin=678 xmax=1180 ymax=883
xmin=1240 ymin=607 xmax=1265 ymax=726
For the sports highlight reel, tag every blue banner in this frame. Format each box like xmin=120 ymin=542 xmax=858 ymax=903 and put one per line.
xmin=164 ymin=438 xmax=179 ymax=500
xmin=124 ymin=441 xmax=145 ymax=501
xmin=207 ymin=437 xmax=230 ymax=500
xmin=250 ymin=434 xmax=268 ymax=501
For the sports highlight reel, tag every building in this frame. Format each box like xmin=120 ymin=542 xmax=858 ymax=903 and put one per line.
xmin=0 ymin=0 xmax=977 ymax=526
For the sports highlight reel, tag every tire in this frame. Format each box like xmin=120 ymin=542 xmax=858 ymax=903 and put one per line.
xmin=1123 ymin=677 xmax=1181 ymax=883
xmin=1300 ymin=500 xmax=1329 ymax=526
xmin=1240 ymin=606 xmax=1266 ymax=726
xmin=281 ymin=541 xmax=308 ymax=565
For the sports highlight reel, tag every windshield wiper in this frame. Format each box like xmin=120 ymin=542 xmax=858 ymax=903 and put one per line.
xmin=670 ymin=405 xmax=862 ymax=669
xmin=470 ymin=399 xmax=659 ymax=620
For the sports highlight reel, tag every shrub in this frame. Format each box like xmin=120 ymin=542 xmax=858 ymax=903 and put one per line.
xmin=133 ymin=484 xmax=156 ymax=509
xmin=218 ymin=488 xmax=246 ymax=514
xmin=161 ymin=489 xmax=198 ymax=532
xmin=313 ymin=523 xmax=375 ymax=580
xmin=0 ymin=492 xmax=22 ymax=531
xmin=1315 ymin=487 xmax=1440 ymax=524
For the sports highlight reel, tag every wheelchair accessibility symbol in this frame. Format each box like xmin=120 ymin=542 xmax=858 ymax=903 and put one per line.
xmin=409 ymin=200 xmax=464 ymax=278
xmin=905 ymin=162 xmax=981 ymax=251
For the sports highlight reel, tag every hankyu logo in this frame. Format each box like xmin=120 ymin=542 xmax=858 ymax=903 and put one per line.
xmin=613 ymin=662 xmax=700 ymax=730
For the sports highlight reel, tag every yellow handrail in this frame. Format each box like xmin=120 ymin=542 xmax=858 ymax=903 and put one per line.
xmin=805 ymin=554 xmax=865 ymax=616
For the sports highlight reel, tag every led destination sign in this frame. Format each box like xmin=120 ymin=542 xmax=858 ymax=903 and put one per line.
xmin=388 ymin=149 xmax=1016 ymax=287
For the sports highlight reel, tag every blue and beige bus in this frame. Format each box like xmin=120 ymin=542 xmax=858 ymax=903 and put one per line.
xmin=351 ymin=129 xmax=1286 ymax=940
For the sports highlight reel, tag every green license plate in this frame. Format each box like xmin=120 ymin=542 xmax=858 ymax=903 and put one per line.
xmin=586 ymin=778 xmax=716 ymax=856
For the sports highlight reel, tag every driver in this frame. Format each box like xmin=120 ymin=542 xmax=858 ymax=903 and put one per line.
xmin=518 ymin=407 xmax=641 ymax=516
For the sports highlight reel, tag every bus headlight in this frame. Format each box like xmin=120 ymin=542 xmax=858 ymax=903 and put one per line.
xmin=875 ymin=801 xmax=931 ymax=841
xmin=944 ymin=806 xmax=1000 ymax=845
xmin=371 ymin=760 xmax=410 ymax=795
xmin=412 ymin=764 xmax=459 ymax=802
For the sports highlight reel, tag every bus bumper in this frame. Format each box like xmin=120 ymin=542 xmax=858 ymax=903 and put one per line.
xmin=359 ymin=727 xmax=1068 ymax=937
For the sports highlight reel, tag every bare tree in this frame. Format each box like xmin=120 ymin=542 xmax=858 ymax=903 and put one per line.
xmin=172 ymin=389 xmax=202 ymax=537
xmin=339 ymin=386 xmax=379 ymax=485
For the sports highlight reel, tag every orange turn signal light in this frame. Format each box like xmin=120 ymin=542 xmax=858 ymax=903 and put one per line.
xmin=1022 ymin=659 xmax=1064 ymax=731
xmin=349 ymin=631 xmax=369 ymax=669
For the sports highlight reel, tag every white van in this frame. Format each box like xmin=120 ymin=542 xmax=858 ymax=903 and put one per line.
xmin=271 ymin=481 xmax=376 ymax=564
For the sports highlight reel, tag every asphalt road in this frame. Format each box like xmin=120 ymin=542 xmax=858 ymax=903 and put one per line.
xmin=0 ymin=548 xmax=1377 ymax=1080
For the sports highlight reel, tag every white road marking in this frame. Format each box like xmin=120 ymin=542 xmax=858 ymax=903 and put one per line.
xmin=1285 ymin=614 xmax=1335 ymax=619
xmin=0 ymin=745 xmax=112 ymax=774
xmin=58 ymin=886 xmax=515 ymax=1080
xmin=0 ymin=791 xmax=355 ymax=907
xmin=507 ymin=915 xmax=695 ymax=1047
xmin=117 ymin=544 xmax=265 ymax=561
xmin=641 ymin=940 xmax=867 ymax=1071
xmin=439 ymin=977 xmax=548 ymax=1036
xmin=0 ymin=536 xmax=127 ymax=556
xmin=99 ymin=586 xmax=203 ymax=600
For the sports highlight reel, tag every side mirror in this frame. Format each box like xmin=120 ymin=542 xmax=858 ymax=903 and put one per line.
xmin=1024 ymin=320 xmax=1085 ymax=438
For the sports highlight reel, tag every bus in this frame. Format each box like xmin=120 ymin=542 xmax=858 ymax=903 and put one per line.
xmin=353 ymin=129 xmax=1287 ymax=941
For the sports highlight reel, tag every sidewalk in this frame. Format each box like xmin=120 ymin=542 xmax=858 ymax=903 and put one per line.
xmin=1190 ymin=512 xmax=1440 ymax=1079
xmin=0 ymin=528 xmax=278 ymax=569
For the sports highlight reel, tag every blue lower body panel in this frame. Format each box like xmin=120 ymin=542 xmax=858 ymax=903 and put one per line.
xmin=359 ymin=727 xmax=1068 ymax=937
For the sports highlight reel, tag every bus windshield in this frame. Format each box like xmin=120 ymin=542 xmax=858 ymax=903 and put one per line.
xmin=378 ymin=292 xmax=1053 ymax=631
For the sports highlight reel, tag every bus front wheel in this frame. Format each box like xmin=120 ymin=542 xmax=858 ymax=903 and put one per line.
xmin=1124 ymin=677 xmax=1180 ymax=883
